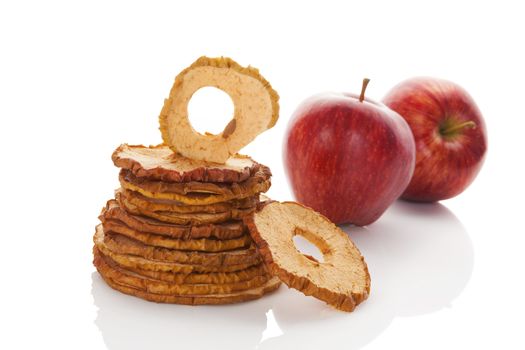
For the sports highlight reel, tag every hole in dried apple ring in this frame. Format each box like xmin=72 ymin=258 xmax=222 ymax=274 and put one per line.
xmin=188 ymin=86 xmax=235 ymax=136
xmin=293 ymin=227 xmax=327 ymax=263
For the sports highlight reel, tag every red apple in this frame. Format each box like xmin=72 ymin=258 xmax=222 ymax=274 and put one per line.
xmin=283 ymin=80 xmax=416 ymax=226
xmin=382 ymin=77 xmax=487 ymax=202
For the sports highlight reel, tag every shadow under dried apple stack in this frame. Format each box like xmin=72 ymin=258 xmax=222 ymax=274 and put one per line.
xmin=92 ymin=56 xmax=370 ymax=312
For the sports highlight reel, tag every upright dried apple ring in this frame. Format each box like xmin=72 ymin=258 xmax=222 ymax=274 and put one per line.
xmin=159 ymin=56 xmax=279 ymax=163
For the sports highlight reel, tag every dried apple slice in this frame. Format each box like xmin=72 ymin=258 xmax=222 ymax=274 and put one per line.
xmin=97 ymin=265 xmax=281 ymax=305
xmin=100 ymin=199 xmax=247 ymax=240
xmin=118 ymin=168 xmax=271 ymax=205
xmin=94 ymin=244 xmax=256 ymax=274
xmin=116 ymin=191 xmax=256 ymax=225
xmin=112 ymin=144 xmax=258 ymax=183
xmin=244 ymin=201 xmax=371 ymax=312
xmin=96 ymin=224 xmax=261 ymax=267
xmin=101 ymin=218 xmax=252 ymax=252
xmin=159 ymin=56 xmax=279 ymax=163
xmin=118 ymin=188 xmax=258 ymax=214
xmin=117 ymin=259 xmax=268 ymax=285
xmin=94 ymin=249 xmax=271 ymax=295
xmin=119 ymin=163 xmax=271 ymax=196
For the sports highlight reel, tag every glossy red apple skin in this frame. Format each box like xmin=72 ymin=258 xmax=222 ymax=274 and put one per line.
xmin=383 ymin=78 xmax=487 ymax=202
xmin=283 ymin=93 xmax=416 ymax=226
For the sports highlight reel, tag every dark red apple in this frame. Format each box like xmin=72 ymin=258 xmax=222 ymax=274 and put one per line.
xmin=382 ymin=77 xmax=487 ymax=202
xmin=283 ymin=80 xmax=416 ymax=226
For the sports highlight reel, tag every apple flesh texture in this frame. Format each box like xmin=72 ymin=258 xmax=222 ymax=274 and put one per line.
xmin=382 ymin=78 xmax=487 ymax=202
xmin=283 ymin=93 xmax=416 ymax=226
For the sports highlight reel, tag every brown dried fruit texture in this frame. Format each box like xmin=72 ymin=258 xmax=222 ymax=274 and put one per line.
xmin=94 ymin=249 xmax=271 ymax=295
xmin=112 ymin=144 xmax=258 ymax=183
xmin=116 ymin=191 xmax=255 ymax=225
xmin=101 ymin=217 xmax=252 ymax=252
xmin=95 ymin=243 xmax=256 ymax=274
xmin=119 ymin=259 xmax=269 ymax=285
xmin=118 ymin=188 xmax=258 ymax=214
xmin=257 ymin=194 xmax=276 ymax=210
xmin=244 ymin=201 xmax=371 ymax=312
xmin=96 ymin=224 xmax=261 ymax=267
xmin=99 ymin=270 xmax=281 ymax=305
xmin=101 ymin=200 xmax=246 ymax=240
xmin=119 ymin=178 xmax=270 ymax=206
xmin=159 ymin=56 xmax=280 ymax=163
xmin=120 ymin=165 xmax=271 ymax=195
xmin=118 ymin=166 xmax=271 ymax=204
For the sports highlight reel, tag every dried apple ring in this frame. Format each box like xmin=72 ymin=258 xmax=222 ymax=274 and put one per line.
xmin=159 ymin=56 xmax=279 ymax=163
xmin=244 ymin=201 xmax=371 ymax=312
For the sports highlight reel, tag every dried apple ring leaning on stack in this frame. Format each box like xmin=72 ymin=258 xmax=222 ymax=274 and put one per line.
xmin=244 ymin=201 xmax=371 ymax=312
xmin=159 ymin=56 xmax=280 ymax=164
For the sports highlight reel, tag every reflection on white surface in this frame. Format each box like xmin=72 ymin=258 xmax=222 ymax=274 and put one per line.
xmin=92 ymin=201 xmax=473 ymax=350
xmin=92 ymin=274 xmax=277 ymax=349
xmin=258 ymin=310 xmax=284 ymax=345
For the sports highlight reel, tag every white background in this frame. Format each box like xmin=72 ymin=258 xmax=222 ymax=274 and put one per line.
xmin=1 ymin=1 xmax=524 ymax=349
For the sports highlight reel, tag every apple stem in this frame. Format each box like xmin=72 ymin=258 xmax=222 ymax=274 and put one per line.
xmin=359 ymin=78 xmax=370 ymax=102
xmin=440 ymin=120 xmax=477 ymax=135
